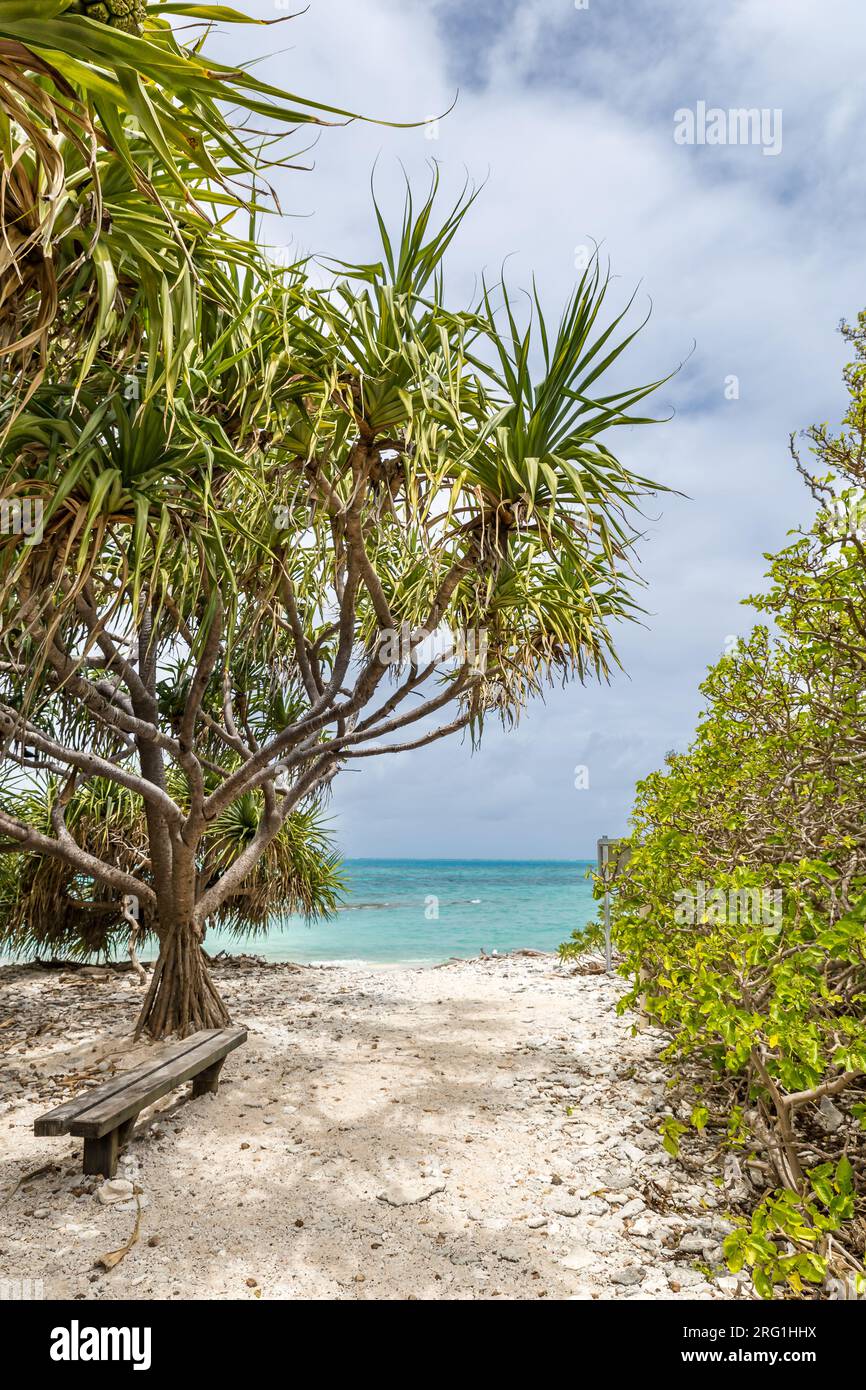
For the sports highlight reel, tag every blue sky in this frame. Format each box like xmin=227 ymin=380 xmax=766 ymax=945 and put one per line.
xmin=208 ymin=0 xmax=865 ymax=858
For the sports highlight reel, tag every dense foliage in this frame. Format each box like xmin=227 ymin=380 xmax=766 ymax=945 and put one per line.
xmin=563 ymin=317 xmax=866 ymax=1297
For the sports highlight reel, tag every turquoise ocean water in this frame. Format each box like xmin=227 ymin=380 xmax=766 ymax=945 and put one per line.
xmin=206 ymin=859 xmax=597 ymax=965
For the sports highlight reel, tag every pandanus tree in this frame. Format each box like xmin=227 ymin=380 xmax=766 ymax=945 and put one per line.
xmin=0 ymin=0 xmax=394 ymax=1016
xmin=0 ymin=4 xmax=672 ymax=1037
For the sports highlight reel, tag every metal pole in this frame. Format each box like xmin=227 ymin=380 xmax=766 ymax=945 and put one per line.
xmin=597 ymin=836 xmax=613 ymax=974
xmin=596 ymin=837 xmax=630 ymax=974
xmin=602 ymin=841 xmax=612 ymax=973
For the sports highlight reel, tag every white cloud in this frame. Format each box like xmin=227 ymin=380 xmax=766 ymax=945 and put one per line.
xmin=206 ymin=0 xmax=863 ymax=855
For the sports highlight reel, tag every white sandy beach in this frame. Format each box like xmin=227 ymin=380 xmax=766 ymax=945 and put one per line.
xmin=0 ymin=954 xmax=740 ymax=1301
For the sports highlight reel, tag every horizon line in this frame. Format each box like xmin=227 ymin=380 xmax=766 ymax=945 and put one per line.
xmin=340 ymin=855 xmax=596 ymax=863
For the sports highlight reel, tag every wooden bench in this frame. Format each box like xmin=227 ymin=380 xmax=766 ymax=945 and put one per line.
xmin=34 ymin=1027 xmax=247 ymax=1177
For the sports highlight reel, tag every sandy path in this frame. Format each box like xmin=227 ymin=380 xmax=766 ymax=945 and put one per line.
xmin=0 ymin=955 xmax=738 ymax=1300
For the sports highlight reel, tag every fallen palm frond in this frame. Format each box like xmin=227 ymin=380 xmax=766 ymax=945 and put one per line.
xmin=95 ymin=1192 xmax=143 ymax=1271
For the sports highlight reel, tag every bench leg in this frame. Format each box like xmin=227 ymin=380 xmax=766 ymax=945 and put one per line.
xmin=192 ymin=1058 xmax=225 ymax=1097
xmin=83 ymin=1130 xmax=119 ymax=1178
xmin=117 ymin=1116 xmax=137 ymax=1151
xmin=82 ymin=1116 xmax=137 ymax=1178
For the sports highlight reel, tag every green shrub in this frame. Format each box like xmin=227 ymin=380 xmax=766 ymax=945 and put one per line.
xmin=564 ymin=316 xmax=866 ymax=1297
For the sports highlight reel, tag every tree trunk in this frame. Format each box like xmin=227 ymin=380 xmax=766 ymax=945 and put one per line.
xmin=135 ymin=924 xmax=230 ymax=1039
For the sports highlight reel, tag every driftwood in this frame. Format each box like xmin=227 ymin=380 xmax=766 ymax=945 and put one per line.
xmin=434 ymin=948 xmax=553 ymax=970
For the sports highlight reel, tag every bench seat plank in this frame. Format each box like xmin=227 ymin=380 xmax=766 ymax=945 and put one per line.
xmin=35 ymin=1027 xmax=247 ymax=1138
xmin=71 ymin=1027 xmax=247 ymax=1138
xmin=34 ymin=1030 xmax=223 ymax=1136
